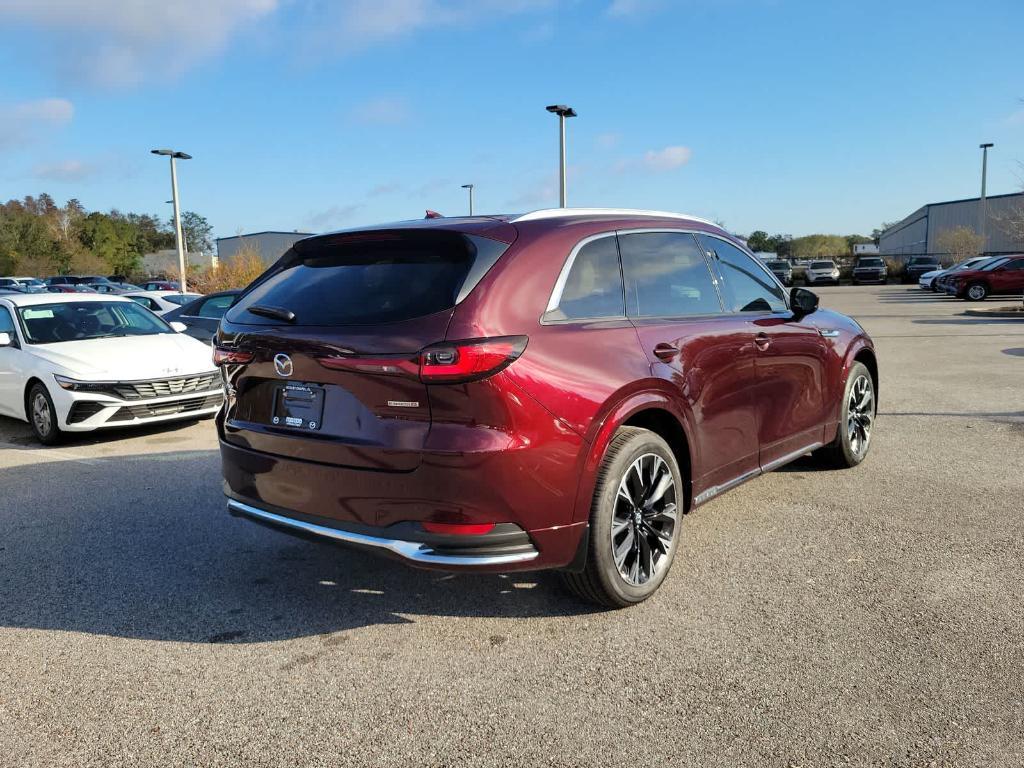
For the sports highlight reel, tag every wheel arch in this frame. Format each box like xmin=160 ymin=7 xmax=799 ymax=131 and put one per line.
xmin=23 ymin=376 xmax=47 ymax=422
xmin=852 ymin=346 xmax=879 ymax=404
xmin=573 ymin=390 xmax=696 ymax=523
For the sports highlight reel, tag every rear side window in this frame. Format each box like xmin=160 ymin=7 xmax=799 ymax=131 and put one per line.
xmin=619 ymin=232 xmax=723 ymax=317
xmin=229 ymin=231 xmax=506 ymax=326
xmin=196 ymin=294 xmax=236 ymax=319
xmin=700 ymin=235 xmax=787 ymax=313
xmin=0 ymin=306 xmax=15 ymax=335
xmin=1001 ymin=258 xmax=1024 ymax=270
xmin=548 ymin=236 xmax=624 ymax=320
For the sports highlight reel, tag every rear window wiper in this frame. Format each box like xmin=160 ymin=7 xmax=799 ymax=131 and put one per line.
xmin=246 ymin=305 xmax=296 ymax=323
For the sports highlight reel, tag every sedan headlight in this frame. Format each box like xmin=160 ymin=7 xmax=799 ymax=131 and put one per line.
xmin=53 ymin=374 xmax=116 ymax=392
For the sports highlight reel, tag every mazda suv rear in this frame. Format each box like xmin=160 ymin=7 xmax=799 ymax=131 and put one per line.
xmin=217 ymin=210 xmax=877 ymax=607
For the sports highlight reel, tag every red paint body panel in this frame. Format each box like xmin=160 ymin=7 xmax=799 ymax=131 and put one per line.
xmin=218 ymin=213 xmax=876 ymax=571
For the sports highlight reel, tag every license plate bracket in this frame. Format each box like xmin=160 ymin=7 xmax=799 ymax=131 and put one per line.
xmin=271 ymin=383 xmax=325 ymax=431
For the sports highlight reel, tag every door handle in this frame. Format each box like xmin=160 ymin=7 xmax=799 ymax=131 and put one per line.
xmin=754 ymin=332 xmax=771 ymax=351
xmin=652 ymin=343 xmax=678 ymax=361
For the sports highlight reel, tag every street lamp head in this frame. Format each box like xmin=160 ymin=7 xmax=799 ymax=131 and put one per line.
xmin=980 ymin=143 xmax=994 ymax=149
xmin=150 ymin=148 xmax=192 ymax=159
xmin=461 ymin=184 xmax=474 ymax=190
xmin=546 ymin=104 xmax=577 ymax=118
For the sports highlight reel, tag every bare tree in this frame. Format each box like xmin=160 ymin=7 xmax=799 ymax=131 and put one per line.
xmin=934 ymin=226 xmax=985 ymax=262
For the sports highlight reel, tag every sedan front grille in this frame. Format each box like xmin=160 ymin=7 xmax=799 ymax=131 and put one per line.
xmin=111 ymin=374 xmax=221 ymax=400
xmin=108 ymin=393 xmax=223 ymax=422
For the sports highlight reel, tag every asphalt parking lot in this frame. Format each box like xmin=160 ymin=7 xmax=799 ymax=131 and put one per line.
xmin=1 ymin=285 xmax=1022 ymax=767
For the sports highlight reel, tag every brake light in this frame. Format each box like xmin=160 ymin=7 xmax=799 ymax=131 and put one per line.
xmin=213 ymin=346 xmax=254 ymax=366
xmin=316 ymin=336 xmax=527 ymax=384
xmin=421 ymin=522 xmax=495 ymax=536
xmin=419 ymin=336 xmax=527 ymax=383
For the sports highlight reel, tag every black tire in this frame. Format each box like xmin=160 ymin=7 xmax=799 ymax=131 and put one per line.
xmin=814 ymin=361 xmax=874 ymax=469
xmin=27 ymin=382 xmax=62 ymax=446
xmin=562 ymin=427 xmax=683 ymax=608
xmin=964 ymin=282 xmax=988 ymax=301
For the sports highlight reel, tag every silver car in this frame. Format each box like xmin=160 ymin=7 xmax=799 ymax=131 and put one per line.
xmin=805 ymin=260 xmax=840 ymax=286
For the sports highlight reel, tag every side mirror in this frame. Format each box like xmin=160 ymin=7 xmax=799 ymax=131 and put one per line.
xmin=790 ymin=287 xmax=819 ymax=317
xmin=0 ymin=332 xmax=13 ymax=347
xmin=169 ymin=321 xmax=188 ymax=333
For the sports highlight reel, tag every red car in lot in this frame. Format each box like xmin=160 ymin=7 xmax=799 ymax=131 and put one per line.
xmin=945 ymin=255 xmax=1024 ymax=300
xmin=215 ymin=209 xmax=878 ymax=607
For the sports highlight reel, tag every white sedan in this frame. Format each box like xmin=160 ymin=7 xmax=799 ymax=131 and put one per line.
xmin=123 ymin=290 xmax=202 ymax=315
xmin=0 ymin=293 xmax=222 ymax=444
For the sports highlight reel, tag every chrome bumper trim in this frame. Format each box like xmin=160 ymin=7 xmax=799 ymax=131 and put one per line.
xmin=227 ymin=499 xmax=539 ymax=567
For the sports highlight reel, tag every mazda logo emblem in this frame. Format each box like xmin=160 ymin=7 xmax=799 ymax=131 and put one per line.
xmin=273 ymin=353 xmax=293 ymax=378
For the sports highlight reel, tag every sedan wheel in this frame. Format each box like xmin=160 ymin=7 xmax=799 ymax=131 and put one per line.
xmin=966 ymin=283 xmax=988 ymax=301
xmin=28 ymin=383 xmax=62 ymax=445
xmin=563 ymin=427 xmax=682 ymax=608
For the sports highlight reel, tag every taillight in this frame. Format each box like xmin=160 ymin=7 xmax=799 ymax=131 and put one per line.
xmin=419 ymin=336 xmax=527 ymax=383
xmin=316 ymin=336 xmax=527 ymax=384
xmin=213 ymin=346 xmax=254 ymax=366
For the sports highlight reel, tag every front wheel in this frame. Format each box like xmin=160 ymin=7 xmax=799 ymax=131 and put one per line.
xmin=28 ymin=383 xmax=62 ymax=445
xmin=965 ymin=282 xmax=988 ymax=301
xmin=562 ymin=427 xmax=683 ymax=608
xmin=814 ymin=361 xmax=875 ymax=468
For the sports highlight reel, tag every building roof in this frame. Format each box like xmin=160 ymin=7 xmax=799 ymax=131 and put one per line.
xmin=215 ymin=231 xmax=315 ymax=242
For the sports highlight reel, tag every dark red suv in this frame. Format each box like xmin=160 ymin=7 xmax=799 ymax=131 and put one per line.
xmin=216 ymin=209 xmax=877 ymax=607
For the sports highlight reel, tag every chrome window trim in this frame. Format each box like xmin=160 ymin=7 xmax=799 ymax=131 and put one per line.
xmin=697 ymin=232 xmax=791 ymax=313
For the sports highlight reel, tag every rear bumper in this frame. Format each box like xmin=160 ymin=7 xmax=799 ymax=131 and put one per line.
xmin=227 ymin=498 xmax=542 ymax=569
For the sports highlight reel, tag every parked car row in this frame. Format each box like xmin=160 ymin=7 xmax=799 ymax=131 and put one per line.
xmin=928 ymin=255 xmax=1024 ymax=301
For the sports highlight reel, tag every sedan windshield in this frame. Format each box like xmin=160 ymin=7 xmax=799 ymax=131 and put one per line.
xmin=811 ymin=261 xmax=835 ymax=269
xmin=17 ymin=301 xmax=172 ymax=344
xmin=766 ymin=261 xmax=789 ymax=269
xmin=857 ymin=258 xmax=883 ymax=267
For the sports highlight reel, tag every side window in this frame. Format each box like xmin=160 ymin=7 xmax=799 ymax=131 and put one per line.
xmin=0 ymin=306 xmax=15 ymax=335
xmin=1000 ymin=258 xmax=1024 ymax=271
xmin=699 ymin=235 xmax=787 ymax=313
xmin=196 ymin=295 xmax=235 ymax=319
xmin=619 ymin=232 xmax=723 ymax=317
xmin=549 ymin=236 xmax=625 ymax=320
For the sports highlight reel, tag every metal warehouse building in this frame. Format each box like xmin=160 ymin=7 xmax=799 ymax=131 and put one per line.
xmin=879 ymin=192 xmax=1024 ymax=257
xmin=215 ymin=231 xmax=315 ymax=266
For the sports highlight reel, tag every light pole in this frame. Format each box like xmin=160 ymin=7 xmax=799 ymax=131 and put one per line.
xmin=461 ymin=184 xmax=475 ymax=215
xmin=979 ymin=143 xmax=993 ymax=254
xmin=151 ymin=148 xmax=192 ymax=293
xmin=546 ymin=104 xmax=577 ymax=207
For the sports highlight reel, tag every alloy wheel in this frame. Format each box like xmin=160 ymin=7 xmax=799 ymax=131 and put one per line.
xmin=32 ymin=392 xmax=52 ymax=436
xmin=967 ymin=284 xmax=986 ymax=301
xmin=847 ymin=374 xmax=874 ymax=457
xmin=611 ymin=453 xmax=678 ymax=586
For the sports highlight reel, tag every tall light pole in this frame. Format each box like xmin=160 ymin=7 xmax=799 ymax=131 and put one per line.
xmin=978 ymin=143 xmax=993 ymax=255
xmin=461 ymin=184 xmax=475 ymax=216
xmin=151 ymin=148 xmax=192 ymax=293
xmin=546 ymin=104 xmax=577 ymax=207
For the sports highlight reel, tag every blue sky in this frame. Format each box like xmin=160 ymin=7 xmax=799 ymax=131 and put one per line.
xmin=1 ymin=0 xmax=1022 ymax=244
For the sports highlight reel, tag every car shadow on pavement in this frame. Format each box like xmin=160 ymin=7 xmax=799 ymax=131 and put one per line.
xmin=912 ymin=317 xmax=1024 ymax=326
xmin=0 ymin=414 xmax=208 ymax=450
xmin=0 ymin=451 xmax=599 ymax=644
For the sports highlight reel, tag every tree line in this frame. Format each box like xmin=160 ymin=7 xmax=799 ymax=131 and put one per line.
xmin=744 ymin=231 xmax=875 ymax=259
xmin=0 ymin=193 xmax=213 ymax=278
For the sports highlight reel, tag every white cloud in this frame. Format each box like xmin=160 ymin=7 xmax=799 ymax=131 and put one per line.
xmin=643 ymin=145 xmax=692 ymax=171
xmin=306 ymin=203 xmax=363 ymax=229
xmin=606 ymin=0 xmax=663 ymax=17
xmin=32 ymin=159 xmax=95 ymax=182
xmin=350 ymin=97 xmax=411 ymax=125
xmin=0 ymin=0 xmax=277 ymax=86
xmin=595 ymin=132 xmax=622 ymax=150
xmin=0 ymin=98 xmax=74 ymax=148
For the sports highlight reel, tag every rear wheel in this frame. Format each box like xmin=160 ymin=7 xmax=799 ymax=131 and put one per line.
xmin=28 ymin=383 xmax=62 ymax=446
xmin=965 ymin=282 xmax=988 ymax=301
xmin=562 ymin=427 xmax=682 ymax=608
xmin=814 ymin=361 xmax=874 ymax=468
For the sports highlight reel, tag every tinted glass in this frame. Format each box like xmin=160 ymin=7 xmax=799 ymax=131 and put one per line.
xmin=0 ymin=306 xmax=15 ymax=334
xmin=700 ymin=235 xmax=787 ymax=313
xmin=981 ymin=258 xmax=1009 ymax=271
xmin=858 ymin=258 xmax=883 ymax=267
xmin=620 ymin=232 xmax=722 ymax=317
xmin=164 ymin=293 xmax=201 ymax=306
xmin=551 ymin=236 xmax=624 ymax=320
xmin=196 ymin=294 xmax=236 ymax=319
xmin=1001 ymin=258 xmax=1024 ymax=270
xmin=766 ymin=261 xmax=789 ymax=269
xmin=17 ymin=301 xmax=171 ymax=344
xmin=230 ymin=232 xmax=502 ymax=326
xmin=810 ymin=261 xmax=835 ymax=269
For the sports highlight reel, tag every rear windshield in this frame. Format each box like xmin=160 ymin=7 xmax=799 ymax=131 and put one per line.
xmin=228 ymin=230 xmax=507 ymax=326
xmin=766 ymin=261 xmax=789 ymax=268
xmin=811 ymin=261 xmax=835 ymax=269
xmin=910 ymin=257 xmax=938 ymax=265
xmin=857 ymin=258 xmax=883 ymax=267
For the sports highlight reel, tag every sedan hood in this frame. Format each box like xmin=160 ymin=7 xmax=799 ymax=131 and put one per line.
xmin=29 ymin=333 xmax=215 ymax=380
